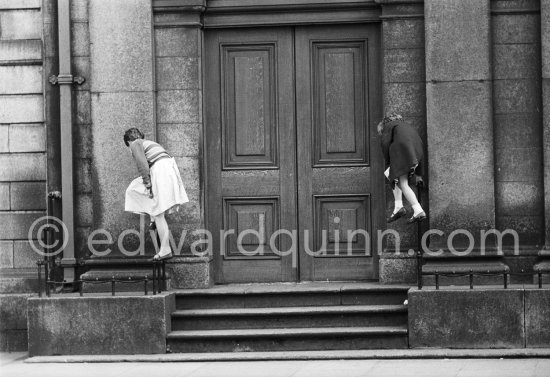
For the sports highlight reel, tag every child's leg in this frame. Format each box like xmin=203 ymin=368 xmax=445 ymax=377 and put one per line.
xmin=392 ymin=184 xmax=404 ymax=215
xmin=152 ymin=212 xmax=171 ymax=256
xmin=398 ymin=175 xmax=424 ymax=216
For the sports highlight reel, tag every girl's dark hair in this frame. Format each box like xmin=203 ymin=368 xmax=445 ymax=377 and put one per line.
xmin=123 ymin=128 xmax=144 ymax=146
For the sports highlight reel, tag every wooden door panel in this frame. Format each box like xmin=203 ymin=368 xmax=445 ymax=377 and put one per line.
xmin=223 ymin=197 xmax=279 ymax=258
xmin=222 ymin=44 xmax=278 ymax=168
xmin=313 ymin=194 xmax=371 ymax=256
xmin=312 ymin=167 xmax=371 ymax=194
xmin=312 ymin=41 xmax=369 ymax=166
xmin=205 ymin=28 xmax=297 ymax=283
xmin=296 ymin=25 xmax=382 ymax=281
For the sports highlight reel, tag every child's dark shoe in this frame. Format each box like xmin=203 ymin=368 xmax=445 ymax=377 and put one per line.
xmin=387 ymin=207 xmax=406 ymax=223
xmin=150 ymin=251 xmax=173 ymax=261
xmin=407 ymin=211 xmax=427 ymax=224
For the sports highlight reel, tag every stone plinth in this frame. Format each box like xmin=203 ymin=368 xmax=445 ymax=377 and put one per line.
xmin=27 ymin=292 xmax=175 ymax=356
xmin=166 ymin=256 xmax=213 ymax=289
xmin=525 ymin=288 xmax=550 ymax=347
xmin=0 ymin=293 xmax=33 ymax=351
xmin=409 ymin=288 xmax=525 ymax=348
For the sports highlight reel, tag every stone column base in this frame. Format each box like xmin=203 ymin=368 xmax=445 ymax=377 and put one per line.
xmin=379 ymin=253 xmax=418 ymax=285
xmin=165 ymin=256 xmax=213 ymax=289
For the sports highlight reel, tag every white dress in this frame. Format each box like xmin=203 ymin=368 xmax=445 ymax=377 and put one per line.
xmin=125 ymin=156 xmax=189 ymax=217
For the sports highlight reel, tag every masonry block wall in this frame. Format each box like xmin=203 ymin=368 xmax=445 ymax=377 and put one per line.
xmin=0 ymin=0 xmax=48 ymax=352
xmin=0 ymin=0 xmax=46 ymax=292
xmin=544 ymin=1 xmax=550 ymax=248
xmin=378 ymin=0 xmax=426 ymax=284
xmin=491 ymin=0 xmax=544 ymax=281
xmin=70 ymin=0 xmax=93 ymax=259
xmin=492 ymin=0 xmax=543 ymax=248
xmin=87 ymin=0 xmax=156 ymax=254
xmin=56 ymin=0 xmax=206 ymax=263
xmin=153 ymin=10 xmax=204 ymax=255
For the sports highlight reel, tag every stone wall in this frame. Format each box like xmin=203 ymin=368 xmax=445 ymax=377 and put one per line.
xmin=0 ymin=0 xmax=47 ymax=351
xmin=153 ymin=9 xmax=204 ymax=255
xmin=71 ymin=0 xmax=94 ymax=259
xmin=425 ymin=0 xmax=496 ymax=248
xmin=542 ymin=0 xmax=550 ymax=248
xmin=27 ymin=292 xmax=175 ymax=356
xmin=378 ymin=0 xmax=426 ymax=284
xmin=88 ymin=0 xmax=155 ymax=254
xmin=69 ymin=0 xmax=205 ymax=260
xmin=0 ymin=0 xmax=46 ymax=290
xmin=153 ymin=4 xmax=210 ymax=287
xmin=492 ymin=0 xmax=544 ymax=247
xmin=409 ymin=287 xmax=550 ymax=348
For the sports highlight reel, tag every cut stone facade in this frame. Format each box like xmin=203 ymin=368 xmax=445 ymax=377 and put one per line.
xmin=0 ymin=1 xmax=549 ymax=344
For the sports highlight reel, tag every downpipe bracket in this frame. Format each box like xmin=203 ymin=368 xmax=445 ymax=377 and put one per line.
xmin=48 ymin=74 xmax=86 ymax=85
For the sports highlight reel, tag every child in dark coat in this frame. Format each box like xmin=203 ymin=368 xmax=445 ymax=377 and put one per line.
xmin=378 ymin=114 xmax=426 ymax=224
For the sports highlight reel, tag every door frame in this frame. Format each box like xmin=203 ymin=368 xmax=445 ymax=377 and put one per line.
xmin=202 ymin=0 xmax=382 ymax=29
xmin=201 ymin=1 xmax=384 ymax=283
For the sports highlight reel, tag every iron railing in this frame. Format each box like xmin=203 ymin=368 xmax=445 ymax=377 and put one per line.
xmin=413 ymin=182 xmax=549 ymax=290
xmin=36 ymin=259 xmax=167 ymax=297
xmin=415 ymin=257 xmax=550 ymax=290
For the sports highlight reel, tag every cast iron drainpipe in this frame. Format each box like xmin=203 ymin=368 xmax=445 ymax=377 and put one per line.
xmin=51 ymin=0 xmax=79 ymax=285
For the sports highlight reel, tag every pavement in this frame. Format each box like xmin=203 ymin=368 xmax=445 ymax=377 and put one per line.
xmin=1 ymin=352 xmax=550 ymax=377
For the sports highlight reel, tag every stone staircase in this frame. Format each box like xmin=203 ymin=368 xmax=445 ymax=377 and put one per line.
xmin=166 ymin=283 xmax=409 ymax=353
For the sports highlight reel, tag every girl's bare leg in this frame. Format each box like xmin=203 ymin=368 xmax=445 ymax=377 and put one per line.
xmin=392 ymin=184 xmax=404 ymax=215
xmin=398 ymin=175 xmax=424 ymax=216
xmin=153 ymin=212 xmax=171 ymax=256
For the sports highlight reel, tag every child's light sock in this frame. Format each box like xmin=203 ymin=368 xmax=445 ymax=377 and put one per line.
xmin=393 ymin=200 xmax=403 ymax=214
xmin=412 ymin=203 xmax=424 ymax=216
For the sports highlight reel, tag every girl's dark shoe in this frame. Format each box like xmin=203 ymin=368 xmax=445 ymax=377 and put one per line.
xmin=149 ymin=221 xmax=156 ymax=231
xmin=407 ymin=211 xmax=427 ymax=224
xmin=387 ymin=207 xmax=407 ymax=223
xmin=150 ymin=251 xmax=173 ymax=261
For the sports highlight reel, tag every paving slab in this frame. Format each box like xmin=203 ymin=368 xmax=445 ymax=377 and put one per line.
xmin=2 ymin=355 xmax=550 ymax=377
xmin=22 ymin=348 xmax=550 ymax=363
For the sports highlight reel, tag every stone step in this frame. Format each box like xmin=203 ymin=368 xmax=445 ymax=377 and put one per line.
xmin=166 ymin=326 xmax=408 ymax=352
xmin=175 ymin=283 xmax=409 ymax=309
xmin=172 ymin=305 xmax=408 ymax=330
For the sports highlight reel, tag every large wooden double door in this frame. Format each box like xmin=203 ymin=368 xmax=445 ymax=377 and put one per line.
xmin=205 ymin=25 xmax=382 ymax=283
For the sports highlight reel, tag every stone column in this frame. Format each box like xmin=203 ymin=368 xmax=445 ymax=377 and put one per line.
xmin=89 ymin=0 xmax=155 ymax=253
xmin=542 ymin=0 xmax=550 ymax=249
xmin=152 ymin=1 xmax=212 ymax=288
xmin=425 ymin=0 xmax=495 ymax=249
xmin=377 ymin=0 xmax=426 ymax=283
